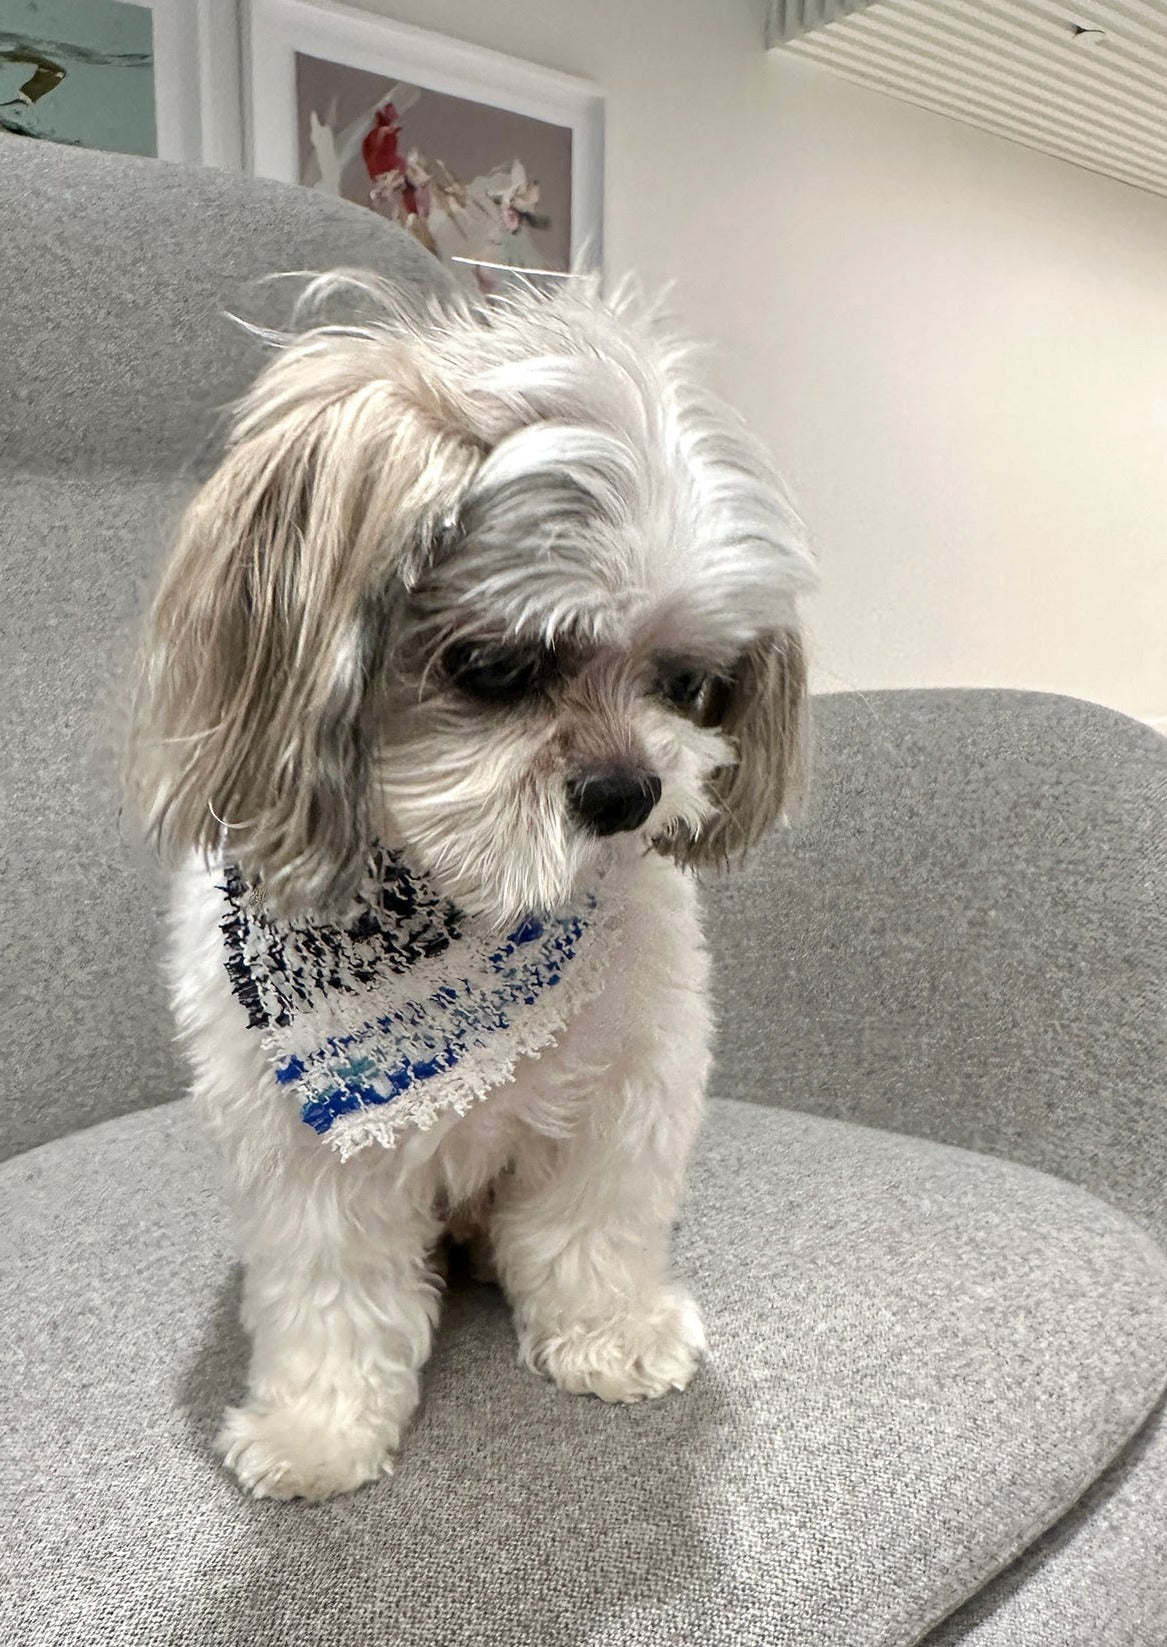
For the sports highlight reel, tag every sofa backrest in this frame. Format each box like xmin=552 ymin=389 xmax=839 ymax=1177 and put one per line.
xmin=704 ymin=688 xmax=1167 ymax=1244
xmin=0 ymin=136 xmax=446 ymax=1160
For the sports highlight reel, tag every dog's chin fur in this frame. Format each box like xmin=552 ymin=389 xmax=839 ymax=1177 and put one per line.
xmin=368 ymin=675 xmax=734 ymax=933
xmin=126 ymin=273 xmax=816 ymax=1498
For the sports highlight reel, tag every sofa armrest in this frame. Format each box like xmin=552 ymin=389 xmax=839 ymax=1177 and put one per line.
xmin=703 ymin=688 xmax=1167 ymax=1244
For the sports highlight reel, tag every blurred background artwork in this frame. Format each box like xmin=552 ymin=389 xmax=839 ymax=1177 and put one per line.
xmin=0 ymin=0 xmax=156 ymax=154
xmin=295 ymin=51 xmax=573 ymax=294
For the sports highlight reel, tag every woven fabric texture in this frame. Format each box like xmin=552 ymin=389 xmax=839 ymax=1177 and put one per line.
xmin=216 ymin=849 xmax=614 ymax=1156
xmin=924 ymin=1394 xmax=1167 ymax=1643
xmin=3 ymin=474 xmax=189 ymax=1158
xmin=705 ymin=687 xmax=1167 ymax=1246
xmin=0 ymin=134 xmax=445 ymax=477
xmin=4 ymin=1096 xmax=1167 ymax=1647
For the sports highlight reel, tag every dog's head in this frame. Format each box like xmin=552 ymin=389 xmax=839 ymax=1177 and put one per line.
xmin=126 ymin=274 xmax=816 ymax=928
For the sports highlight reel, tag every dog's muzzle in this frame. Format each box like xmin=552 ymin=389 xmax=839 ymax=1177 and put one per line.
xmin=567 ymin=769 xmax=662 ymax=836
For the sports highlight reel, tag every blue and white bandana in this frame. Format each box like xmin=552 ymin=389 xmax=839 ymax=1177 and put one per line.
xmin=218 ymin=846 xmax=615 ymax=1159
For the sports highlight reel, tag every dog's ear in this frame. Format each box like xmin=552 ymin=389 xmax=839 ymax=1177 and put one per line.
xmin=125 ymin=327 xmax=481 ymax=914
xmin=662 ymin=628 xmax=807 ymax=870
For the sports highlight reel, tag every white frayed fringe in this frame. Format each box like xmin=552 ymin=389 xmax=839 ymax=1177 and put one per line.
xmin=321 ymin=894 xmax=619 ymax=1160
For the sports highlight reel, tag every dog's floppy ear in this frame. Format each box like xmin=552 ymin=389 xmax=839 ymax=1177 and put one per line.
xmin=125 ymin=325 xmax=481 ymax=914
xmin=663 ymin=628 xmax=807 ymax=870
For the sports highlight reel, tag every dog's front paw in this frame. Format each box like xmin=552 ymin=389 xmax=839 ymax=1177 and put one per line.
xmin=216 ymin=1402 xmax=393 ymax=1501
xmin=522 ymin=1288 xmax=707 ymax=1403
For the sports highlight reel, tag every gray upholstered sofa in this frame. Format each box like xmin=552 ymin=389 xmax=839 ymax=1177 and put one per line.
xmin=3 ymin=136 xmax=1166 ymax=1646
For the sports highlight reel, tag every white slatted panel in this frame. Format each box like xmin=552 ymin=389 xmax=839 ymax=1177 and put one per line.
xmin=767 ymin=0 xmax=1167 ymax=198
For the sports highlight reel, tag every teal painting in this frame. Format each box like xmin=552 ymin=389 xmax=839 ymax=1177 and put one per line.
xmin=0 ymin=0 xmax=156 ymax=155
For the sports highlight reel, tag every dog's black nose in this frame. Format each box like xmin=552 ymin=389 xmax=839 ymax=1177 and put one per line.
xmin=567 ymin=769 xmax=662 ymax=836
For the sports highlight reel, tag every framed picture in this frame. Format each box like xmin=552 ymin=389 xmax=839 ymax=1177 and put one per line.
xmin=0 ymin=0 xmax=241 ymax=166
xmin=246 ymin=0 xmax=604 ymax=293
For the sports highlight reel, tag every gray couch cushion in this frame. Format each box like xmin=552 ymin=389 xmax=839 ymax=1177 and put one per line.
xmin=705 ymin=688 xmax=1167 ymax=1247
xmin=0 ymin=134 xmax=446 ymax=477
xmin=925 ymin=1394 xmax=1167 ymax=1644
xmin=5 ymin=1096 xmax=1167 ymax=1646
xmin=2 ymin=474 xmax=189 ymax=1158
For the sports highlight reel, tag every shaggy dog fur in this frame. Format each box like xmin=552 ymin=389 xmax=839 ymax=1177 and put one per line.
xmin=125 ymin=273 xmax=815 ymax=1499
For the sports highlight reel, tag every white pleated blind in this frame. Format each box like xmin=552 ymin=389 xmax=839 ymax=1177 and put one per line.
xmin=767 ymin=0 xmax=1167 ymax=199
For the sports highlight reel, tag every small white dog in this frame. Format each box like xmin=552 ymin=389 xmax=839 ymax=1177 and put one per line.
xmin=125 ymin=273 xmax=815 ymax=1501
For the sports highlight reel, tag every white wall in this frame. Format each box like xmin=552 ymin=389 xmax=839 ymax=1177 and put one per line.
xmin=332 ymin=0 xmax=1167 ymax=724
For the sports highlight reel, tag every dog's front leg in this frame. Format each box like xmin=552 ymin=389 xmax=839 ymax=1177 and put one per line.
xmin=216 ymin=1157 xmax=442 ymax=1500
xmin=492 ymin=1051 xmax=708 ymax=1405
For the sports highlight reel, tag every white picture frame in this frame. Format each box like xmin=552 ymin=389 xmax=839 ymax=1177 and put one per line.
xmin=144 ymin=0 xmax=243 ymax=167
xmin=245 ymin=0 xmax=604 ymax=270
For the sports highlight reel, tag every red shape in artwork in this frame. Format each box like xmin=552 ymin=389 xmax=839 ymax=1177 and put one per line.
xmin=362 ymin=103 xmax=419 ymax=215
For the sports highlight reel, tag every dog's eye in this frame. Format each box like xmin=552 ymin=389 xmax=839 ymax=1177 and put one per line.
xmin=657 ymin=666 xmax=709 ymax=714
xmin=441 ymin=640 xmax=553 ymax=703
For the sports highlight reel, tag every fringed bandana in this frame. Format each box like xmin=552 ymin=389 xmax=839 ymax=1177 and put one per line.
xmin=217 ymin=845 xmax=616 ymax=1159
